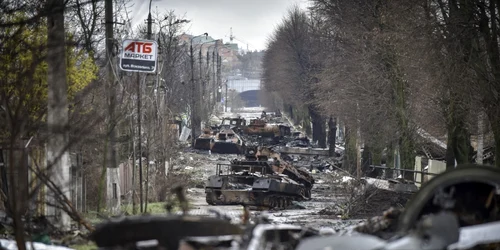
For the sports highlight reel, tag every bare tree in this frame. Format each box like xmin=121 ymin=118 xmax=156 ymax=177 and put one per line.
xmin=262 ymin=6 xmax=327 ymax=147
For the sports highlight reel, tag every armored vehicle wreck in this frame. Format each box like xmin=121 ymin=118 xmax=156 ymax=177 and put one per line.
xmin=242 ymin=118 xmax=291 ymax=138
xmin=210 ymin=128 xmax=246 ymax=154
xmin=194 ymin=117 xmax=247 ymax=151
xmin=205 ymin=147 xmax=314 ymax=209
xmin=194 ymin=128 xmax=216 ymax=150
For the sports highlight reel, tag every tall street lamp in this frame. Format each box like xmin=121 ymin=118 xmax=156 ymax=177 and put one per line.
xmin=218 ymin=80 xmax=229 ymax=113
xmin=208 ymin=43 xmax=232 ymax=110
xmin=207 ymin=41 xmax=222 ymax=107
xmin=190 ymin=33 xmax=208 ymax=147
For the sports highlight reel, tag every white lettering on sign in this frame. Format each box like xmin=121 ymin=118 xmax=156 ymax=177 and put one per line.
xmin=120 ymin=39 xmax=158 ymax=73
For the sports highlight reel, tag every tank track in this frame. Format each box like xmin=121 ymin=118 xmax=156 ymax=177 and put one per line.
xmin=206 ymin=191 xmax=307 ymax=209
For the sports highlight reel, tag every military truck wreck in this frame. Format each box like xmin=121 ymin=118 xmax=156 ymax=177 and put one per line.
xmin=205 ymin=147 xmax=314 ymax=209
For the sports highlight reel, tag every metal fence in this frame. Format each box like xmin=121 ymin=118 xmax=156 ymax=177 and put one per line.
xmin=368 ymin=165 xmax=440 ymax=185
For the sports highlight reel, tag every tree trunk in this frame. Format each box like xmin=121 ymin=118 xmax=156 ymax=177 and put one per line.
xmin=46 ymin=0 xmax=71 ymax=230
xmin=356 ymin=126 xmax=362 ymax=179
xmin=342 ymin=127 xmax=350 ymax=171
xmin=381 ymin=44 xmax=415 ymax=180
xmin=361 ymin=146 xmax=373 ymax=177
xmin=309 ymin=106 xmax=326 ymax=148
xmin=477 ymin=112 xmax=484 ymax=164
xmin=328 ymin=117 xmax=337 ymax=156
xmin=486 ymin=106 xmax=500 ymax=167
xmin=444 ymin=96 xmax=473 ymax=169
xmin=445 ymin=130 xmax=456 ymax=169
xmin=97 ymin=139 xmax=107 ymax=212
xmin=344 ymin=126 xmax=358 ymax=175
xmin=372 ymin=144 xmax=383 ymax=166
xmin=385 ymin=142 xmax=394 ymax=179
xmin=400 ymin=131 xmax=415 ymax=181
xmin=104 ymin=0 xmax=119 ymax=213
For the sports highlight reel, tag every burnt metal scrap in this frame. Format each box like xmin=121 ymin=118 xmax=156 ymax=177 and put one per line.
xmin=180 ymin=224 xmax=319 ymax=250
xmin=301 ymin=164 xmax=500 ymax=250
xmin=90 ymin=215 xmax=243 ymax=250
xmin=88 ymin=164 xmax=500 ymax=250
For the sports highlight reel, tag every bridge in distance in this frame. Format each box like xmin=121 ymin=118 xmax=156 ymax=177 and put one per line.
xmin=227 ymin=78 xmax=262 ymax=107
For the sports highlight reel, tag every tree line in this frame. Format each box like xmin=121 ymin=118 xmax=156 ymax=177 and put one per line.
xmin=262 ymin=0 xmax=500 ymax=173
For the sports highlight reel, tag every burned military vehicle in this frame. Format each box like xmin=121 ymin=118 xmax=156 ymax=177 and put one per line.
xmin=194 ymin=117 xmax=247 ymax=151
xmin=210 ymin=128 xmax=246 ymax=154
xmin=205 ymin=147 xmax=314 ymax=209
xmin=242 ymin=118 xmax=291 ymax=139
xmin=194 ymin=128 xmax=217 ymax=150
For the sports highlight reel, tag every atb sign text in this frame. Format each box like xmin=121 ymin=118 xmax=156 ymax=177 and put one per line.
xmin=120 ymin=39 xmax=158 ymax=73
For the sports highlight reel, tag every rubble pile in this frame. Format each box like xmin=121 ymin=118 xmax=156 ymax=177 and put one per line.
xmin=353 ymin=207 xmax=403 ymax=240
xmin=318 ymin=204 xmax=347 ymax=217
xmin=342 ymin=183 xmax=413 ymax=218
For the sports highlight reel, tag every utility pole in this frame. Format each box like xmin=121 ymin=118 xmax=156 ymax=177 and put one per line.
xmin=189 ymin=33 xmax=208 ymax=146
xmin=137 ymin=72 xmax=143 ymax=213
xmin=46 ymin=0 xmax=70 ymax=231
xmin=212 ymin=49 xmax=216 ymax=108
xmin=147 ymin=2 xmax=153 ymax=40
xmin=131 ymin=115 xmax=136 ymax=214
xmin=137 ymin=0 xmax=154 ymax=214
xmin=190 ymin=42 xmax=196 ymax=147
xmin=199 ymin=48 xmax=203 ymax=89
xmin=225 ymin=79 xmax=228 ymax=112
xmin=105 ymin=0 xmax=120 ymax=214
xmin=217 ymin=55 xmax=222 ymax=111
xmin=198 ymin=48 xmax=203 ymax=117
xmin=206 ymin=50 xmax=209 ymax=107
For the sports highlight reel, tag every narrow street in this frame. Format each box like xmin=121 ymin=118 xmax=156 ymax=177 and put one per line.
xmin=173 ymin=108 xmax=365 ymax=231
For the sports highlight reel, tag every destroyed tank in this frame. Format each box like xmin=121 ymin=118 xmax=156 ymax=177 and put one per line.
xmin=194 ymin=117 xmax=246 ymax=151
xmin=210 ymin=128 xmax=246 ymax=154
xmin=205 ymin=147 xmax=314 ymax=209
xmin=193 ymin=128 xmax=216 ymax=150
xmin=242 ymin=118 xmax=291 ymax=138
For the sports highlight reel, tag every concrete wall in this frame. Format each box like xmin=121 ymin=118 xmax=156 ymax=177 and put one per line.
xmin=415 ymin=157 xmax=446 ymax=187
xmin=415 ymin=156 xmax=422 ymax=187
xmin=427 ymin=159 xmax=447 ymax=181
xmin=119 ymin=161 xmax=133 ymax=202
xmin=106 ymin=168 xmax=121 ymax=214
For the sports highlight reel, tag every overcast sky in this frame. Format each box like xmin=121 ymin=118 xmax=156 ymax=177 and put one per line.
xmin=130 ymin=0 xmax=310 ymax=51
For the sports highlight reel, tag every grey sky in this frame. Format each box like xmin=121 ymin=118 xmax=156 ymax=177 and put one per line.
xmin=130 ymin=0 xmax=310 ymax=51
